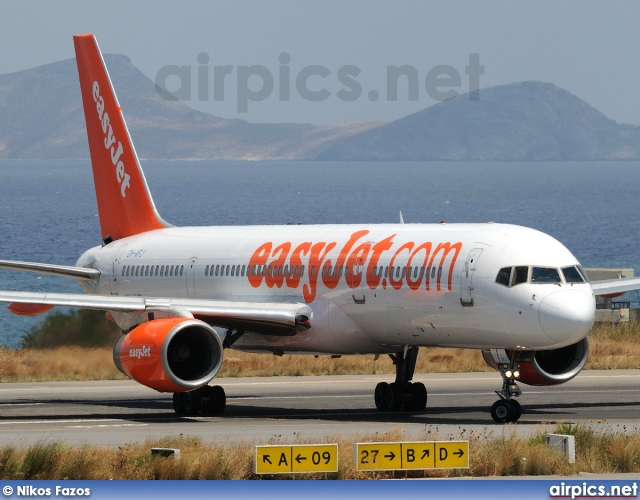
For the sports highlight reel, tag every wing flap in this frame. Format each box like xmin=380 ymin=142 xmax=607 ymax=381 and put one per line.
xmin=0 ymin=291 xmax=311 ymax=336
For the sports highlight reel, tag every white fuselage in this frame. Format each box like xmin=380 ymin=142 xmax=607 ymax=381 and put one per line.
xmin=77 ymin=222 xmax=595 ymax=355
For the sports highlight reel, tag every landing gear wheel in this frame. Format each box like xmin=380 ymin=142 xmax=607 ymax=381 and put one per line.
xmin=183 ymin=390 xmax=201 ymax=415
xmin=374 ymin=382 xmax=389 ymax=411
xmin=373 ymin=347 xmax=428 ymax=413
xmin=409 ymin=382 xmax=427 ymax=411
xmin=385 ymin=383 xmax=403 ymax=411
xmin=172 ymin=392 xmax=186 ymax=415
xmin=209 ymin=385 xmax=226 ymax=415
xmin=509 ymin=399 xmax=522 ymax=422
xmin=490 ymin=400 xmax=514 ymax=424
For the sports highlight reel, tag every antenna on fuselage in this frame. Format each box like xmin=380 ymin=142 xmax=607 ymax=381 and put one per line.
xmin=399 ymin=211 xmax=405 ymax=224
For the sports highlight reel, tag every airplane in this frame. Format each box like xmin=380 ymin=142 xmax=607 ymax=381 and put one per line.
xmin=2 ymin=34 xmax=640 ymax=424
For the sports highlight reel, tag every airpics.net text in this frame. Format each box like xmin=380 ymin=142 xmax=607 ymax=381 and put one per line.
xmin=155 ymin=53 xmax=483 ymax=112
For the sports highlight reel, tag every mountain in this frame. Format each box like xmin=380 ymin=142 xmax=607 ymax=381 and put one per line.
xmin=316 ymin=81 xmax=640 ymax=161
xmin=2 ymin=56 xmax=640 ymax=161
xmin=0 ymin=55 xmax=377 ymax=160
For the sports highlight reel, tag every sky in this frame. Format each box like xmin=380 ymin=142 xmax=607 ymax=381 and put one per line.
xmin=1 ymin=0 xmax=639 ymax=126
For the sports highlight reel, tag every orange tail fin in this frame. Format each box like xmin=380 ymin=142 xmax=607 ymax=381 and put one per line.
xmin=74 ymin=34 xmax=168 ymax=243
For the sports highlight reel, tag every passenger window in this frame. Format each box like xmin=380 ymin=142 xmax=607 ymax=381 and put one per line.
xmin=205 ymin=265 xmax=209 ymax=277
xmin=531 ymin=267 xmax=561 ymax=284
xmin=431 ymin=267 xmax=436 ymax=279
xmin=511 ymin=266 xmax=529 ymax=286
xmin=437 ymin=267 xmax=442 ymax=279
xmin=241 ymin=265 xmax=246 ymax=276
xmin=562 ymin=266 xmax=585 ymax=284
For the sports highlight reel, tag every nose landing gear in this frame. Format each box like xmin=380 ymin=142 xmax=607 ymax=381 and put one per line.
xmin=490 ymin=362 xmax=522 ymax=423
xmin=374 ymin=346 xmax=427 ymax=412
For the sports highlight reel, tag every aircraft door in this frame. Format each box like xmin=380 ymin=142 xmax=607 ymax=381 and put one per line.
xmin=110 ymin=243 xmax=130 ymax=296
xmin=187 ymin=257 xmax=197 ymax=298
xmin=351 ymin=258 xmax=366 ymax=304
xmin=460 ymin=248 xmax=483 ymax=307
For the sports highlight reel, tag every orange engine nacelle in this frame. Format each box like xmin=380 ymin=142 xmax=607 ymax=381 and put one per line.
xmin=482 ymin=337 xmax=589 ymax=386
xmin=113 ymin=318 xmax=223 ymax=393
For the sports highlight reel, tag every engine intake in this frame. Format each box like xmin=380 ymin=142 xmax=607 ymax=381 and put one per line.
xmin=482 ymin=337 xmax=589 ymax=386
xmin=114 ymin=318 xmax=223 ymax=392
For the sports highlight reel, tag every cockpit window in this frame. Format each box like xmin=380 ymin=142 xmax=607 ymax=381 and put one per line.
xmin=511 ymin=266 xmax=529 ymax=286
xmin=531 ymin=267 xmax=562 ymax=284
xmin=562 ymin=266 xmax=585 ymax=284
xmin=577 ymin=266 xmax=590 ymax=283
xmin=496 ymin=267 xmax=511 ymax=286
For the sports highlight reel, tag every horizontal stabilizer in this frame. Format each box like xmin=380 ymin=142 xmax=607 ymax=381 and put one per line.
xmin=0 ymin=260 xmax=100 ymax=281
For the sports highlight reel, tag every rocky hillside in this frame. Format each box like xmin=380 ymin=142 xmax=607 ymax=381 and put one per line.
xmin=0 ymin=55 xmax=377 ymax=160
xmin=316 ymin=81 xmax=640 ymax=161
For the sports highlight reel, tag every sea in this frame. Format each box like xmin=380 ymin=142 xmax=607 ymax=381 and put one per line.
xmin=1 ymin=160 xmax=639 ymax=348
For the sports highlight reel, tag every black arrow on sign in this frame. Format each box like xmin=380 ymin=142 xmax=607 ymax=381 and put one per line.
xmin=263 ymin=455 xmax=272 ymax=465
xmin=454 ymin=449 xmax=465 ymax=458
xmin=384 ymin=451 xmax=396 ymax=460
xmin=295 ymin=454 xmax=306 ymax=464
xmin=421 ymin=450 xmax=430 ymax=460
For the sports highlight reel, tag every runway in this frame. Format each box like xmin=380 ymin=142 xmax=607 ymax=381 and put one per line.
xmin=0 ymin=370 xmax=639 ymax=447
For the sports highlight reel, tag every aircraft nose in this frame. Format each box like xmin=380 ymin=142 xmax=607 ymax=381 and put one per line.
xmin=539 ymin=289 xmax=595 ymax=342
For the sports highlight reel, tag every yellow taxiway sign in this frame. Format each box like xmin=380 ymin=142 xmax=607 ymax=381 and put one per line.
xmin=355 ymin=441 xmax=468 ymax=471
xmin=255 ymin=444 xmax=338 ymax=474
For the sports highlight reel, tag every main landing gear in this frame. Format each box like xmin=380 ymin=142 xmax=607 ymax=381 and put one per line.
xmin=172 ymin=327 xmax=244 ymax=416
xmin=173 ymin=385 xmax=226 ymax=416
xmin=490 ymin=360 xmax=523 ymax=424
xmin=374 ymin=347 xmax=427 ymax=412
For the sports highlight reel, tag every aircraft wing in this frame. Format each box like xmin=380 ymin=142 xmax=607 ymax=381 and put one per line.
xmin=0 ymin=290 xmax=311 ymax=336
xmin=591 ymin=277 xmax=640 ymax=297
xmin=0 ymin=259 xmax=100 ymax=281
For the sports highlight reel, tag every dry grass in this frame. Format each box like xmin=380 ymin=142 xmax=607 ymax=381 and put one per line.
xmin=585 ymin=321 xmax=640 ymax=370
xmin=0 ymin=424 xmax=638 ymax=479
xmin=220 ymin=346 xmax=490 ymax=378
xmin=0 ymin=347 xmax=127 ymax=383
xmin=0 ymin=322 xmax=639 ymax=383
